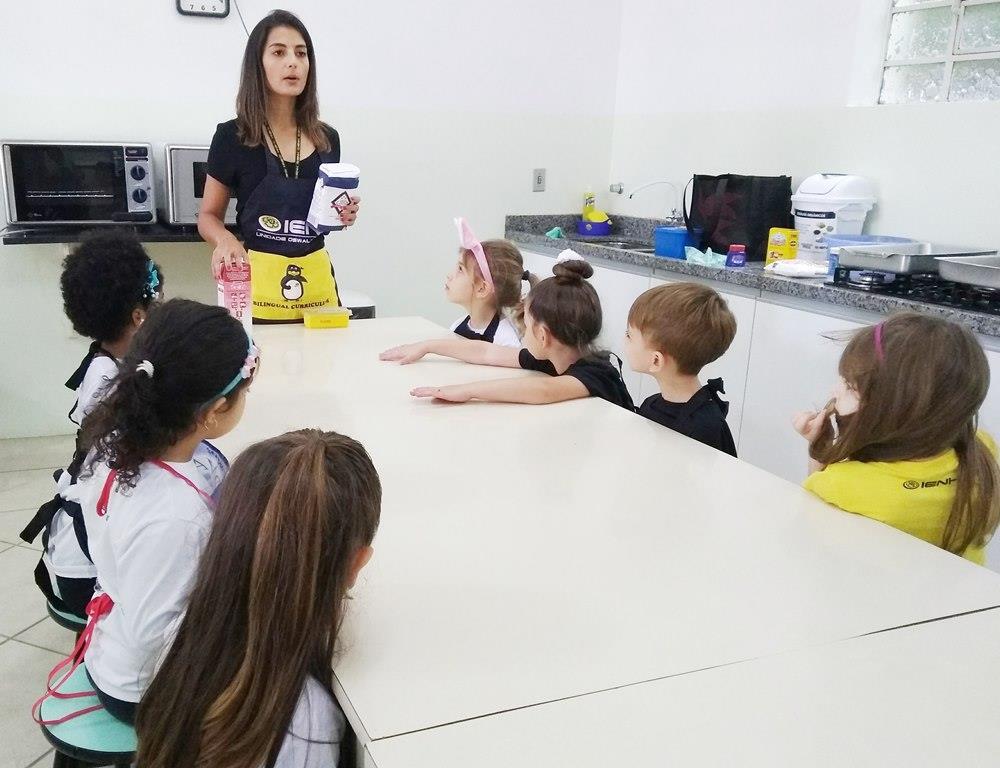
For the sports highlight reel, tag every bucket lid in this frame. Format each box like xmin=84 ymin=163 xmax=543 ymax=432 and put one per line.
xmin=792 ymin=173 xmax=876 ymax=205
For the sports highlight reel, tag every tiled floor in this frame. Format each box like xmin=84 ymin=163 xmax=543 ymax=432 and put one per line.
xmin=0 ymin=435 xmax=76 ymax=768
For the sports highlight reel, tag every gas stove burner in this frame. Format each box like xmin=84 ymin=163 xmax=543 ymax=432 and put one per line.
xmin=829 ymin=267 xmax=1000 ymax=316
xmin=848 ymin=270 xmax=895 ymax=288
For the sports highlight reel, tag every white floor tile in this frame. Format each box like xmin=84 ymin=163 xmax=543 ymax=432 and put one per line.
xmin=14 ymin=618 xmax=76 ymax=656
xmin=0 ymin=435 xmax=74 ymax=474
xmin=0 ymin=469 xmax=57 ymax=514
xmin=0 ymin=640 xmax=62 ymax=768
xmin=0 ymin=546 xmax=47 ymax=636
xmin=0 ymin=509 xmax=39 ymax=550
xmin=26 ymin=749 xmax=54 ymax=767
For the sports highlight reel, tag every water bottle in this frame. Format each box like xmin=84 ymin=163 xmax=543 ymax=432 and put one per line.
xmin=725 ymin=244 xmax=747 ymax=268
xmin=217 ymin=262 xmax=253 ymax=336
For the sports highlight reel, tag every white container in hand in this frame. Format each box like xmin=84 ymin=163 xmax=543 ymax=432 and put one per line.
xmin=792 ymin=174 xmax=876 ymax=261
xmin=307 ymin=163 xmax=360 ymax=234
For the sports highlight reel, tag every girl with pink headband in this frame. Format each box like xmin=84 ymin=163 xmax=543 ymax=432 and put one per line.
xmin=793 ymin=312 xmax=1000 ymax=564
xmin=445 ymin=217 xmax=535 ymax=348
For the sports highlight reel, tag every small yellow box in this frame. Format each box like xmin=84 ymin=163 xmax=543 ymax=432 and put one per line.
xmin=303 ymin=306 xmax=352 ymax=329
xmin=765 ymin=227 xmax=799 ymax=266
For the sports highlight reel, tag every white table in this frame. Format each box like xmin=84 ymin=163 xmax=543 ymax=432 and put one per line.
xmin=367 ymin=606 xmax=1000 ymax=768
xmin=217 ymin=318 xmax=1000 ymax=745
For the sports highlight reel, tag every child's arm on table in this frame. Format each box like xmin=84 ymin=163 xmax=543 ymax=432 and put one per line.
xmin=381 ymin=337 xmax=520 ymax=367
xmin=411 ymin=374 xmax=588 ymax=405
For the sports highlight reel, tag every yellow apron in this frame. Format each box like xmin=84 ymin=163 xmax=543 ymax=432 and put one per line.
xmin=248 ymin=247 xmax=339 ymax=322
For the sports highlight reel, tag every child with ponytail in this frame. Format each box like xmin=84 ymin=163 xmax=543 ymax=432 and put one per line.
xmin=137 ymin=430 xmax=381 ymax=768
xmin=794 ymin=312 xmax=1000 ymax=564
xmin=79 ymin=298 xmax=258 ymax=722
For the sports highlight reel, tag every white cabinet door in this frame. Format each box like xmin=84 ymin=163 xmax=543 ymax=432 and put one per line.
xmin=520 ymin=250 xmax=651 ymax=405
xmin=587 ymin=264 xmax=652 ymax=404
xmin=740 ymin=300 xmax=866 ymax=484
xmin=521 ymin=249 xmax=556 ymax=280
xmin=647 ymin=277 xmax=756 ymax=447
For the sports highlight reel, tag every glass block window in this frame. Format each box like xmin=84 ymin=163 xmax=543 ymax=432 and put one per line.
xmin=880 ymin=0 xmax=1000 ymax=103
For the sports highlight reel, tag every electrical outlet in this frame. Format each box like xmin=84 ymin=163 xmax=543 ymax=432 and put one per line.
xmin=532 ymin=168 xmax=546 ymax=192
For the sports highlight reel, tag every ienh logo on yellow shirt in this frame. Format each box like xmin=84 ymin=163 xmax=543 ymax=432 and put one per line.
xmin=903 ymin=478 xmax=956 ymax=490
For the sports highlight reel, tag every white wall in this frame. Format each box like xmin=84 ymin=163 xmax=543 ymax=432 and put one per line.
xmin=0 ymin=0 xmax=621 ymax=438
xmin=607 ymin=0 xmax=1000 ymax=250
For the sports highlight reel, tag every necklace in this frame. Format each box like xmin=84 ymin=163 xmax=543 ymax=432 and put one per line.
xmin=263 ymin=121 xmax=301 ymax=179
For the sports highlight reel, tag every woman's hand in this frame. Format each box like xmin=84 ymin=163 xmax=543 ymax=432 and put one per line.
xmin=379 ymin=343 xmax=428 ymax=364
xmin=211 ymin=235 xmax=249 ymax=280
xmin=340 ymin=195 xmax=361 ymax=227
xmin=410 ymin=385 xmax=471 ymax=402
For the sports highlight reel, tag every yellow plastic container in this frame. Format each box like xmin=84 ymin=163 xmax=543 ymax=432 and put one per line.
xmin=303 ymin=306 xmax=352 ymax=329
xmin=765 ymin=227 xmax=799 ymax=266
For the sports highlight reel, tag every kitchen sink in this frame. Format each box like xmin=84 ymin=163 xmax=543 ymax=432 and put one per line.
xmin=568 ymin=237 xmax=654 ymax=253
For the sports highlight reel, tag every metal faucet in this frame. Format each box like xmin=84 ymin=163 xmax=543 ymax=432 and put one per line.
xmin=611 ymin=180 xmax=682 ymax=221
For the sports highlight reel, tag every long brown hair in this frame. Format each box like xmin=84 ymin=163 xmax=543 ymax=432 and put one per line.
xmin=527 ymin=259 xmax=602 ymax=350
xmin=810 ymin=312 xmax=1000 ymax=554
xmin=462 ymin=239 xmax=537 ymax=332
xmin=136 ymin=430 xmax=381 ymax=768
xmin=235 ymin=9 xmax=331 ymax=152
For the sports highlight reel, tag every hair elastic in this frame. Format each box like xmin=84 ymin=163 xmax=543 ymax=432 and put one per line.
xmin=143 ymin=261 xmax=161 ymax=301
xmin=136 ymin=360 xmax=154 ymax=377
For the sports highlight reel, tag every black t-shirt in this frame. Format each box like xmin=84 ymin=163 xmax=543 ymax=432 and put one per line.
xmin=206 ymin=119 xmax=341 ymax=232
xmin=518 ymin=349 xmax=635 ymax=411
xmin=638 ymin=378 xmax=737 ymax=457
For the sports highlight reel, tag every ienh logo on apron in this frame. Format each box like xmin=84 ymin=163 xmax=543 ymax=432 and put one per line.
xmin=240 ymin=126 xmax=341 ymax=321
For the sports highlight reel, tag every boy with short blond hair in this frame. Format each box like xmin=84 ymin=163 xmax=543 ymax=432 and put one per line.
xmin=624 ymin=282 xmax=738 ymax=456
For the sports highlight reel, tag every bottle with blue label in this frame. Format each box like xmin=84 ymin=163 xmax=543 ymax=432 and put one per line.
xmin=726 ymin=244 xmax=747 ymax=268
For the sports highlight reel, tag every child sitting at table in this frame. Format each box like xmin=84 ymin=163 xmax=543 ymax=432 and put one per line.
xmin=21 ymin=230 xmax=164 ymax=620
xmin=623 ymin=282 xmax=738 ymax=456
xmin=794 ymin=312 xmax=1000 ymax=564
xmin=381 ymin=251 xmax=634 ymax=410
xmin=136 ymin=429 xmax=381 ymax=768
xmin=447 ymin=217 xmax=535 ymax=347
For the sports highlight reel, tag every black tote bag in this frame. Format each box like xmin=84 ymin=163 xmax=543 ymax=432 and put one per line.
xmin=683 ymin=174 xmax=793 ymax=261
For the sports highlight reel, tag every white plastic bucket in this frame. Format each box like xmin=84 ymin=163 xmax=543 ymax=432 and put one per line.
xmin=791 ymin=174 xmax=876 ymax=260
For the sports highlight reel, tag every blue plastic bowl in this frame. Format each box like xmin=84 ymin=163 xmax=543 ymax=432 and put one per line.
xmin=577 ymin=220 xmax=612 ymax=237
xmin=654 ymin=226 xmax=689 ymax=259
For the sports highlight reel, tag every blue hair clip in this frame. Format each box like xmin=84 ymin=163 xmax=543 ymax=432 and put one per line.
xmin=143 ymin=261 xmax=161 ymax=301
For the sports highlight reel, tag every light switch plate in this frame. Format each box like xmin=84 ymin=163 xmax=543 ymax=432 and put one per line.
xmin=532 ymin=168 xmax=546 ymax=192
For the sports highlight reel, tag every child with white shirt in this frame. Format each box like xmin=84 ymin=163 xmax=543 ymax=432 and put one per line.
xmin=446 ymin=217 xmax=534 ymax=347
xmin=78 ymin=298 xmax=257 ymax=724
xmin=21 ymin=231 xmax=164 ymax=620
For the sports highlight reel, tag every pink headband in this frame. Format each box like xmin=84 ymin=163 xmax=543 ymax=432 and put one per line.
xmin=874 ymin=322 xmax=885 ymax=362
xmin=455 ymin=217 xmax=494 ymax=294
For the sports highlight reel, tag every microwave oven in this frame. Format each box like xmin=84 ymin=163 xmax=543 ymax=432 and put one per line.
xmin=163 ymin=144 xmax=236 ymax=226
xmin=1 ymin=141 xmax=156 ymax=225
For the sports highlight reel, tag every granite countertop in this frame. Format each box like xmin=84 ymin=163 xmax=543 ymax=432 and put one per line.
xmin=505 ymin=214 xmax=1000 ymax=339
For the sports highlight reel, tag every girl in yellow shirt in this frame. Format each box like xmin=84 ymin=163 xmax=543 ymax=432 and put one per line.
xmin=794 ymin=312 xmax=1000 ymax=564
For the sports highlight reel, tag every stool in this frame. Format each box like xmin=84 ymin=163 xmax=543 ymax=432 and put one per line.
xmin=339 ymin=288 xmax=376 ymax=319
xmin=39 ymin=662 xmax=136 ymax=768
xmin=46 ymin=602 xmax=87 ymax=633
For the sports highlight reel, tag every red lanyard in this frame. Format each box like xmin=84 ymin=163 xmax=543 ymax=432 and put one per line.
xmin=96 ymin=458 xmax=215 ymax=517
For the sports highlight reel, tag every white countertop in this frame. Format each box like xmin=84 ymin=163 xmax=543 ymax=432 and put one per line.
xmin=217 ymin=318 xmax=1000 ymax=742
xmin=368 ymin=606 xmax=1000 ymax=768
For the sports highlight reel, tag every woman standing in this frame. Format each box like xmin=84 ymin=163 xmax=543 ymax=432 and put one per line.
xmin=200 ymin=9 xmax=360 ymax=322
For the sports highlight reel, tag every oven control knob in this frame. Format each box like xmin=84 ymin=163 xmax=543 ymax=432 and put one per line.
xmin=132 ymin=188 xmax=148 ymax=204
xmin=130 ymin=165 xmax=146 ymax=181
